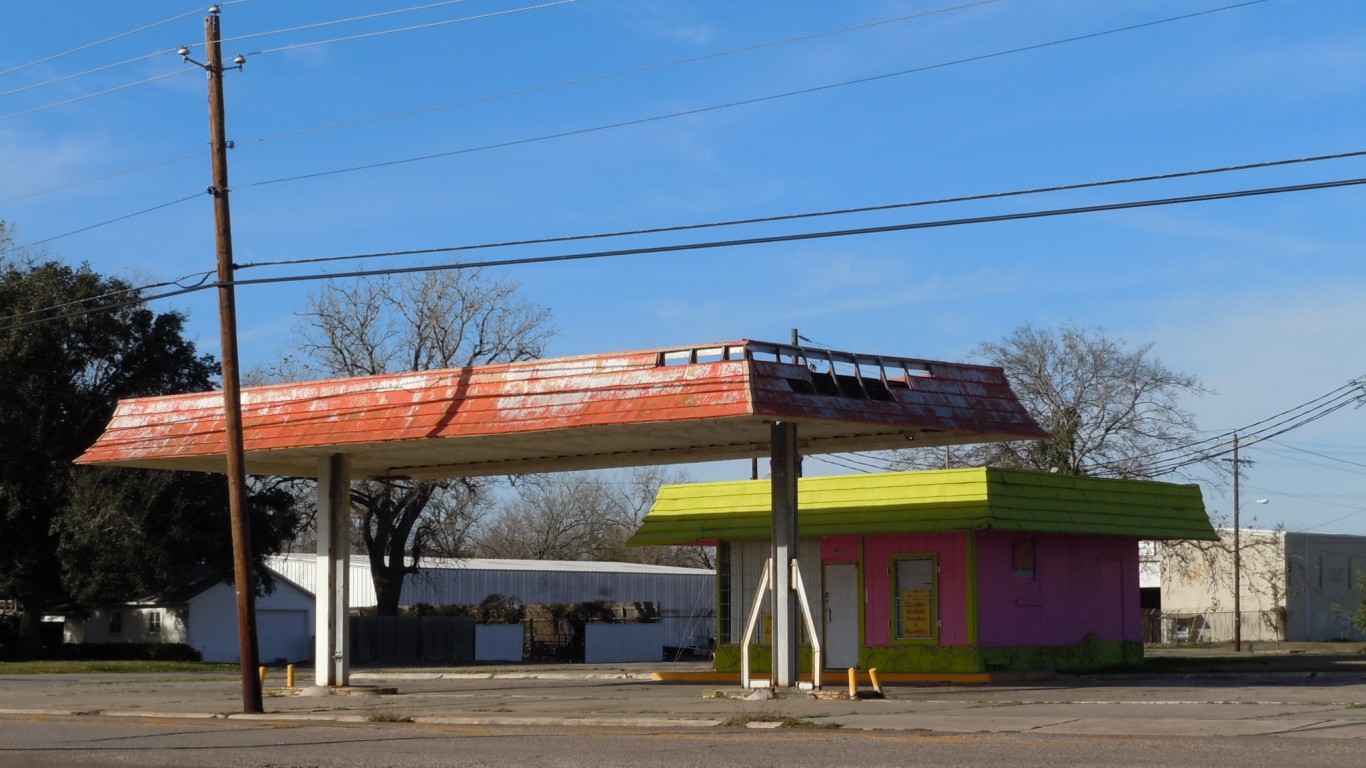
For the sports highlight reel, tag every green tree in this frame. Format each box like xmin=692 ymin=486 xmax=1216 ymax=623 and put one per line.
xmin=0 ymin=253 xmax=297 ymax=651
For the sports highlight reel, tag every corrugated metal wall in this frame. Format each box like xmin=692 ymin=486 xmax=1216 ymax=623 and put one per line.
xmin=731 ymin=539 xmax=822 ymax=644
xmin=267 ymin=555 xmax=715 ymax=651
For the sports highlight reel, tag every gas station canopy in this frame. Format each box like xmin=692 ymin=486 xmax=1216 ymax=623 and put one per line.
xmin=76 ymin=339 xmax=1047 ymax=478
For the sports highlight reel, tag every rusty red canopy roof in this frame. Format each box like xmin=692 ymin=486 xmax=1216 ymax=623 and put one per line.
xmin=76 ymin=340 xmax=1047 ymax=479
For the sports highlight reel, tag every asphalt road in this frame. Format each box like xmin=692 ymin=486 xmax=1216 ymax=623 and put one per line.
xmin=3 ymin=716 xmax=1366 ymax=768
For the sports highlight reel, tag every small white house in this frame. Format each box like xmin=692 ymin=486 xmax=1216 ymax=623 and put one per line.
xmin=64 ymin=567 xmax=315 ymax=663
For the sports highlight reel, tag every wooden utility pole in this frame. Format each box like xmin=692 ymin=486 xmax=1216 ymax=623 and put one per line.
xmin=202 ymin=7 xmax=262 ymax=713
xmin=1232 ymin=434 xmax=1243 ymax=653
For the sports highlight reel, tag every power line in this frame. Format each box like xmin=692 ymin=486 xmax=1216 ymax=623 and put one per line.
xmin=5 ymin=173 xmax=1362 ymax=333
xmin=241 ymin=0 xmax=1001 ymax=146
xmin=1087 ymin=380 xmax=1366 ymax=475
xmin=0 ymin=192 xmax=203 ymax=257
xmin=0 ymin=151 xmax=207 ymax=206
xmin=220 ymin=0 xmax=479 ymax=48
xmin=237 ymin=150 xmax=1366 ymax=270
xmin=0 ymin=269 xmax=214 ymax=326
xmin=248 ymin=0 xmax=1270 ymax=187
xmin=0 ymin=2 xmax=553 ymax=124
xmin=229 ymin=176 xmax=1366 ymax=287
xmin=1139 ymin=387 xmax=1366 ymax=477
xmin=1263 ymin=441 xmax=1366 ymax=471
xmin=0 ymin=278 xmax=215 ymax=334
xmin=0 ymin=49 xmax=179 ymax=99
xmin=1 ymin=0 xmax=476 ymax=100
xmin=246 ymin=0 xmax=577 ymax=58
xmin=0 ymin=4 xmax=211 ymax=80
xmin=17 ymin=147 xmax=1358 ymax=283
xmin=0 ymin=68 xmax=195 ymax=123
xmin=9 ymin=1 xmax=1002 ymax=203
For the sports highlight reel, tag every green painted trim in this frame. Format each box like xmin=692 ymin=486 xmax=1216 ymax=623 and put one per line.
xmin=713 ymin=634 xmax=1140 ymax=674
xmin=714 ymin=644 xmax=814 ymax=674
xmin=628 ymin=467 xmax=1214 ymax=546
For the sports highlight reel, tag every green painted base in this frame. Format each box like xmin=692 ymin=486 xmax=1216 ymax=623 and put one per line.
xmin=714 ymin=634 xmax=1141 ymax=674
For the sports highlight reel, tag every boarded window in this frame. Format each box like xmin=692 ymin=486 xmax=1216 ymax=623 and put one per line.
xmin=1013 ymin=539 xmax=1037 ymax=579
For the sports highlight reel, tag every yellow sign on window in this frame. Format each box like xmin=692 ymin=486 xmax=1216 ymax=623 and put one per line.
xmin=900 ymin=588 xmax=933 ymax=638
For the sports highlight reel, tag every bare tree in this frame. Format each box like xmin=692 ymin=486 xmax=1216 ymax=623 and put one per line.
xmin=897 ymin=324 xmax=1209 ymax=478
xmin=476 ymin=467 xmax=713 ymax=569
xmin=283 ymin=270 xmax=553 ymax=615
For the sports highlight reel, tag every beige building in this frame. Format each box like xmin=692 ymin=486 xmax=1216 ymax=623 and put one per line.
xmin=1158 ymin=530 xmax=1366 ymax=643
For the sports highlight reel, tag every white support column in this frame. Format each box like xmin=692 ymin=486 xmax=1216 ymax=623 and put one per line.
xmin=770 ymin=421 xmax=800 ymax=687
xmin=315 ymin=453 xmax=351 ymax=687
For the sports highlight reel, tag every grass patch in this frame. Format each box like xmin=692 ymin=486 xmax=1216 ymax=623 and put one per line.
xmin=0 ymin=660 xmax=236 ymax=675
xmin=367 ymin=711 xmax=415 ymax=723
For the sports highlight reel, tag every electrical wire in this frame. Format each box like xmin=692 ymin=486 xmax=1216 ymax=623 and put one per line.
xmin=230 ymin=176 xmax=1366 ymax=286
xmin=1086 ymin=380 xmax=1366 ymax=475
xmin=0 ymin=68 xmax=195 ymax=123
xmin=242 ymin=0 xmax=1001 ymax=146
xmin=0 ymin=269 xmax=214 ymax=326
xmin=0 ymin=151 xmax=208 ymax=206
xmin=218 ymin=0 xmax=478 ymax=48
xmin=0 ymin=192 xmax=203 ymax=256
xmin=5 ymin=174 xmax=1363 ymax=335
xmin=2 ymin=0 xmax=478 ymax=100
xmin=248 ymin=0 xmax=1271 ymax=187
xmin=0 ymin=4 xmax=209 ymax=79
xmin=237 ymin=150 xmax=1366 ymax=270
xmin=17 ymin=147 xmax=1359 ymax=284
xmin=0 ymin=49 xmax=179 ymax=99
xmin=246 ymin=1 xmax=577 ymax=58
xmin=0 ymin=280 xmax=215 ymax=334
xmin=1259 ymin=442 xmax=1366 ymax=471
xmin=14 ymin=1 xmax=1002 ymax=203
xmin=0 ymin=2 xmax=572 ymax=124
xmin=1138 ymin=389 xmax=1365 ymax=477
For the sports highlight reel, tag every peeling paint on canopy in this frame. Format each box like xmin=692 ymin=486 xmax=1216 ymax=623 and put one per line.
xmin=76 ymin=339 xmax=1048 ymax=479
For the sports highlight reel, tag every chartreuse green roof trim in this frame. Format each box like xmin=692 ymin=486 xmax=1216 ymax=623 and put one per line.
xmin=628 ymin=467 xmax=1215 ymax=546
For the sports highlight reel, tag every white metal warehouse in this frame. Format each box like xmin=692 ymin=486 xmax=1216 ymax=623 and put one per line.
xmin=267 ymin=554 xmax=715 ymax=653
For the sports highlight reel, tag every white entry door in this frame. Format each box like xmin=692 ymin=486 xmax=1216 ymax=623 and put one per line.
xmin=823 ymin=563 xmax=860 ymax=669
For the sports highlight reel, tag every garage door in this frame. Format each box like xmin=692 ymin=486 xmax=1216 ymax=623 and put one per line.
xmin=257 ymin=609 xmax=309 ymax=663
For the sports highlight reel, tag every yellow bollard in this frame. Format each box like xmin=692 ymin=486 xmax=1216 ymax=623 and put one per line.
xmin=868 ymin=667 xmax=883 ymax=696
xmin=286 ymin=663 xmax=296 ymax=688
xmin=259 ymin=666 xmax=267 ymax=688
xmin=847 ymin=667 xmax=858 ymax=699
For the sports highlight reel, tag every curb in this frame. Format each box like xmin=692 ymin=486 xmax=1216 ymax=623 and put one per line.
xmin=0 ymin=707 xmax=722 ymax=730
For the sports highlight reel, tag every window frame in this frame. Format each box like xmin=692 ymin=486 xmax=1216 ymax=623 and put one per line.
xmin=1012 ymin=537 xmax=1037 ymax=579
xmin=890 ymin=552 xmax=938 ymax=643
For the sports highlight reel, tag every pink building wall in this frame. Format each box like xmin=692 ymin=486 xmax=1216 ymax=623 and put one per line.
xmin=976 ymin=532 xmax=1139 ymax=646
xmin=860 ymin=532 xmax=969 ymax=647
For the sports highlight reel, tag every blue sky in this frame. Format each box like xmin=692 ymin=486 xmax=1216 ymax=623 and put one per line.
xmin=1 ymin=1 xmax=1363 ymax=533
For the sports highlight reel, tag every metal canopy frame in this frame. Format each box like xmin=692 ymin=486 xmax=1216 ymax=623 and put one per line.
xmin=77 ymin=340 xmax=1046 ymax=689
